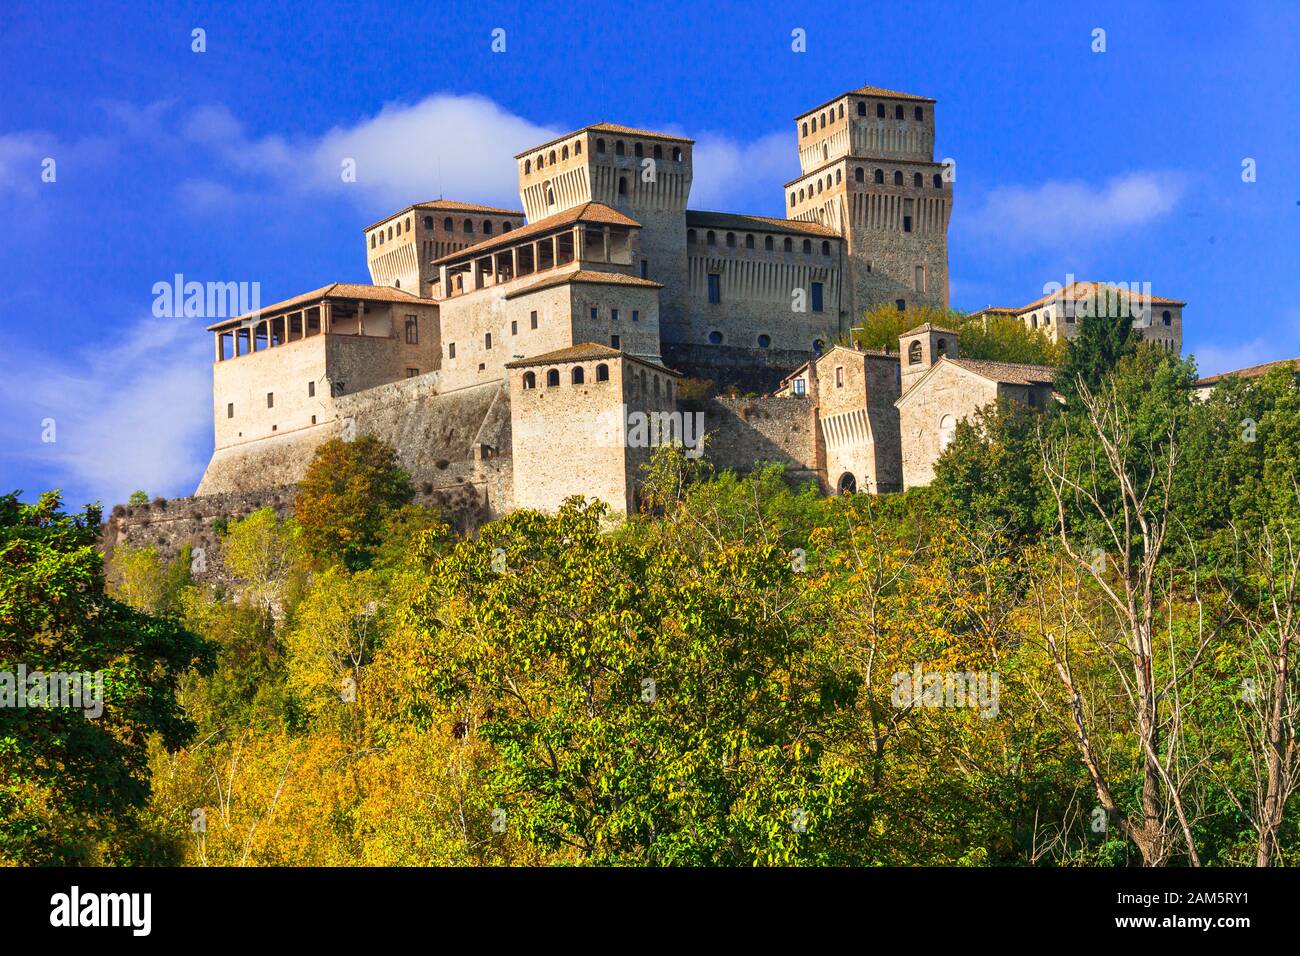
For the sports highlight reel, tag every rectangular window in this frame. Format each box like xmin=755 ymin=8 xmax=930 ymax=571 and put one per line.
xmin=511 ymin=320 xmax=518 ymax=335
xmin=640 ymin=260 xmax=649 ymax=278
xmin=227 ymin=403 xmax=234 ymax=418
xmin=530 ymin=310 xmax=538 ymax=329
xmin=308 ymin=381 xmax=315 ymax=397
xmin=903 ymin=215 xmax=913 ymax=232
xmin=610 ymin=334 xmax=621 ymax=348
xmin=405 ymin=315 xmax=419 ymax=344
xmin=449 ymin=343 xmax=456 ymax=359
xmin=914 ymin=266 xmax=924 ymax=292
xmin=632 ymin=310 xmax=639 ymax=323
xmin=484 ymin=332 xmax=492 ymax=349
xmin=611 ymin=308 xmax=619 ymax=322
xmin=793 ymin=378 xmax=806 ymax=396
xmin=811 ymin=282 xmax=824 ymax=313
xmin=835 ymin=366 xmax=844 ymax=387
xmin=266 ymin=392 xmax=274 ymax=408
xmin=406 ymin=367 xmax=419 ymax=378
xmin=708 ymin=273 xmax=721 ymax=304
xmin=590 ymin=307 xmax=598 ymax=320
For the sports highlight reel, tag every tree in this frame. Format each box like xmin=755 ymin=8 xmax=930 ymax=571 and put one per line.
xmin=0 ymin=492 xmax=212 ymax=864
xmin=294 ymin=436 xmax=414 ymax=570
xmin=1055 ymin=313 xmax=1138 ymax=405
xmin=222 ymin=507 xmax=302 ymax=615
xmin=956 ymin=314 xmax=1064 ymax=366
xmin=853 ymin=304 xmax=964 ymax=352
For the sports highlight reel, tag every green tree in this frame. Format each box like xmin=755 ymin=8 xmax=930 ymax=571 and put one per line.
xmin=1055 ymin=312 xmax=1138 ymax=404
xmin=0 ymin=492 xmax=212 ymax=864
xmin=294 ymin=436 xmax=414 ymax=570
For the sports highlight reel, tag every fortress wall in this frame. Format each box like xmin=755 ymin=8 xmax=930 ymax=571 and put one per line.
xmin=661 ymin=342 xmax=808 ymax=393
xmin=698 ymin=395 xmax=822 ymax=486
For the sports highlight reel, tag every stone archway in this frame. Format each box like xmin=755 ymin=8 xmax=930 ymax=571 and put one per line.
xmin=837 ymin=472 xmax=857 ymax=495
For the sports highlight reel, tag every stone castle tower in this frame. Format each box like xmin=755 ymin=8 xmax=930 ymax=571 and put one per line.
xmin=785 ymin=86 xmax=952 ymax=321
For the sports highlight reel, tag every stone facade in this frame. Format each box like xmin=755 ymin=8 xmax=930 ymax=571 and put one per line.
xmin=972 ymin=281 xmax=1185 ymax=353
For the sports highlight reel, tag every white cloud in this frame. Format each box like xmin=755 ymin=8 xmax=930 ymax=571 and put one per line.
xmin=689 ymin=130 xmax=794 ymax=210
xmin=966 ymin=172 xmax=1187 ymax=249
xmin=0 ymin=315 xmax=212 ymax=508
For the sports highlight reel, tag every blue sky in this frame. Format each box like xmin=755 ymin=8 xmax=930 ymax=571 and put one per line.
xmin=1 ymin=0 xmax=1297 ymax=509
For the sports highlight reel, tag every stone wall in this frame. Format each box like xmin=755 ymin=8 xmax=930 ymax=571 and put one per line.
xmin=661 ymin=342 xmax=808 ymax=394
xmin=698 ymin=395 xmax=822 ymax=486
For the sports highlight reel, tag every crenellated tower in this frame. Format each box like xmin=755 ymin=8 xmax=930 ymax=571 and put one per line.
xmin=785 ymin=86 xmax=951 ymax=320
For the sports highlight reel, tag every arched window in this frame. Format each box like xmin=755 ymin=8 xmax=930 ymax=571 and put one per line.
xmin=836 ymin=169 xmax=842 ymax=184
xmin=618 ymin=177 xmax=627 ymax=195
xmin=596 ymin=363 xmax=609 ymax=382
xmin=816 ymin=181 xmax=823 ymax=194
xmin=914 ymin=106 xmax=924 ymax=121
xmin=938 ymin=414 xmax=956 ymax=451
xmin=857 ymin=102 xmax=866 ymax=116
xmin=561 ymin=146 xmax=569 ymax=160
xmin=801 ymin=121 xmax=809 ymax=137
xmin=708 ymin=331 xmax=723 ymax=345
xmin=483 ymin=220 xmax=493 ymax=235
xmin=893 ymin=171 xmax=903 ymax=186
xmin=745 ymin=234 xmax=754 ymax=249
xmin=936 ymin=337 xmax=947 ymax=356
xmin=423 ymin=216 xmax=433 ymax=229
xmin=821 ymin=241 xmax=830 ymax=255
xmin=706 ymin=230 xmax=716 ymax=246
xmin=523 ymin=371 xmax=536 ymax=389
xmin=615 ymin=140 xmax=625 ymax=156
xmin=838 ymin=104 xmax=845 ymax=119
xmin=524 ymin=159 xmax=532 ymax=173
xmin=653 ymin=144 xmax=662 ymax=160
xmin=639 ymin=370 xmax=646 ymax=394
xmin=725 ymin=232 xmax=735 ymax=247
xmin=783 ymin=237 xmax=793 ymax=252
xmin=913 ymin=172 xmax=923 ymax=187
xmin=653 ymin=376 xmax=660 ymax=397
xmin=933 ymin=174 xmax=943 ymax=188
xmin=370 ymin=234 xmax=376 ymax=248
xmin=546 ymin=369 xmax=560 ymax=387
xmin=874 ymin=169 xmax=884 ymax=184
xmin=799 ymin=188 xmax=805 ymax=202
xmin=572 ymin=366 xmax=585 ymax=385
xmin=855 ymin=167 xmax=864 ymax=182
xmin=547 ymin=188 xmax=556 ymax=206
xmin=378 ymin=232 xmax=384 ymax=245
xmin=549 ymin=150 xmax=557 ymax=164
xmin=822 ymin=144 xmax=829 ymax=162
xmin=536 ymin=154 xmax=544 ymax=169
xmin=634 ymin=142 xmax=643 ymax=158
xmin=575 ymin=141 xmax=582 ymax=155
xmin=405 ymin=217 xmax=411 ymax=231
xmin=802 ymin=239 xmax=812 ymax=254
xmin=894 ymin=105 xmax=904 ymax=119
xmin=757 ymin=334 xmax=771 ymax=348
xmin=688 ymin=229 xmax=697 ymax=244
xmin=789 ymin=192 xmax=796 ymax=206
xmin=1162 ymin=310 xmax=1172 ymax=326
xmin=387 ymin=226 xmax=393 ymax=240
xmin=908 ymin=340 xmax=923 ymax=365
xmin=876 ymin=103 xmax=885 ymax=118
xmin=503 ymin=222 xmax=512 ymax=233
xmin=764 ymin=236 xmax=773 ymax=251
xmin=838 ymin=472 xmax=857 ymax=495
xmin=464 ymin=219 xmax=474 ymax=234
xmin=443 ymin=217 xmax=453 ymax=230
xmin=596 ymin=138 xmax=605 ymax=154
xmin=672 ymin=147 xmax=682 ymax=161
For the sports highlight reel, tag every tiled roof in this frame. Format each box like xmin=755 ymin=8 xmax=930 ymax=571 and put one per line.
xmin=1018 ymin=282 xmax=1185 ymax=312
xmin=1196 ymin=358 xmax=1300 ymax=387
xmin=504 ymin=269 xmax=663 ymax=299
xmin=902 ymin=322 xmax=959 ymax=336
xmin=514 ymin=123 xmax=693 ymax=159
xmin=432 ymin=203 xmax=641 ymax=266
xmin=206 ymin=283 xmax=427 ymax=331
xmin=365 ymin=200 xmax=524 ymax=231
xmin=686 ymin=209 xmax=839 ymax=238
xmin=796 ymin=84 xmax=936 ymax=120
xmin=947 ymin=358 xmax=1058 ymax=386
xmin=505 ymin=342 xmax=682 ymax=375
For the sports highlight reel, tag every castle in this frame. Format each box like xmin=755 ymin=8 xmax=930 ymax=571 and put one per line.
xmin=191 ymin=84 xmax=1186 ymax=520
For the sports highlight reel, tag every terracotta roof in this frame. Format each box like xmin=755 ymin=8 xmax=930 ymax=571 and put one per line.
xmin=505 ymin=342 xmax=682 ymax=376
xmin=432 ymin=203 xmax=641 ymax=266
xmin=1018 ymin=282 xmax=1185 ymax=312
xmin=947 ymin=358 xmax=1058 ymax=386
xmin=514 ymin=123 xmax=693 ymax=159
xmin=969 ymin=307 xmax=1018 ymax=316
xmin=796 ymin=84 xmax=936 ymax=120
xmin=206 ymin=283 xmax=427 ymax=331
xmin=364 ymin=200 xmax=524 ymax=232
xmin=1196 ymin=358 xmax=1300 ymax=387
xmin=504 ymin=269 xmax=663 ymax=300
xmin=902 ymin=322 xmax=959 ymax=337
xmin=686 ymin=209 xmax=839 ymax=238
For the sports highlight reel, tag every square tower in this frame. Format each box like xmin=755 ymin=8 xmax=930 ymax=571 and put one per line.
xmin=898 ymin=322 xmax=958 ymax=395
xmin=786 ymin=86 xmax=951 ymax=319
xmin=515 ymin=124 xmax=694 ymax=343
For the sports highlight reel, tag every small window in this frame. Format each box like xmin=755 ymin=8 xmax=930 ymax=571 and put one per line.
xmin=572 ymin=366 xmax=585 ymax=385
xmin=575 ymin=141 xmax=582 ymax=155
xmin=894 ymin=170 xmax=903 ymax=186
xmin=913 ymin=173 xmax=923 ymax=187
xmin=405 ymin=316 xmax=419 ymax=344
xmin=523 ymin=371 xmax=536 ymax=389
xmin=896 ymin=299 xmax=906 ymax=311
xmin=811 ymin=282 xmax=824 ymax=313
xmin=266 ymin=392 xmax=274 ymax=408
xmin=423 ymin=216 xmax=433 ymax=229
xmin=503 ymin=222 xmax=512 ymax=232
xmin=672 ymin=147 xmax=682 ymax=161
xmin=835 ymin=366 xmax=844 ymax=388
xmin=406 ymin=367 xmax=419 ymax=378
xmin=590 ymin=307 xmax=598 ymax=321
xmin=857 ymin=102 xmax=866 ymax=116
xmin=801 ymin=121 xmax=809 ymax=137
xmin=618 ymin=177 xmax=627 ymax=196
xmin=793 ymin=378 xmax=806 ymax=396
xmin=908 ymin=340 xmax=923 ymax=365
xmin=308 ymin=381 xmax=315 ymax=397
xmin=640 ymin=260 xmax=648 ymax=278
xmin=688 ymin=229 xmax=697 ymax=244
xmin=610 ymin=334 xmax=620 ymax=348
xmin=933 ymin=174 xmax=943 ymax=188
xmin=449 ymin=343 xmax=456 ymax=359
xmin=443 ymin=217 xmax=453 ymax=230
xmin=547 ymin=369 xmax=560 ymax=387
xmin=936 ymin=338 xmax=947 ymax=357
xmin=821 ymin=240 xmax=830 ymax=255
xmin=596 ymin=138 xmax=606 ymax=153
xmin=611 ymin=308 xmax=619 ymax=322
xmin=708 ymin=331 xmax=723 ymax=345
xmin=745 ymin=234 xmax=754 ymax=249
xmin=765 ymin=236 xmax=774 ymax=251
xmin=706 ymin=231 xmax=716 ymax=246
xmin=634 ymin=142 xmax=643 ymax=158
xmin=632 ymin=310 xmax=639 ymax=322
xmin=707 ymin=274 xmax=721 ymax=304
xmin=783 ymin=237 xmax=793 ymax=252
xmin=914 ymin=266 xmax=925 ymax=292
xmin=855 ymin=167 xmax=864 ymax=183
xmin=615 ymin=140 xmax=625 ymax=156
xmin=726 ymin=232 xmax=735 ymax=247
xmin=227 ymin=403 xmax=234 ymax=419
xmin=813 ymin=339 xmax=825 ymax=355
xmin=596 ymin=363 xmax=609 ymax=382
xmin=914 ymin=106 xmax=924 ymax=121
xmin=484 ymin=332 xmax=492 ymax=349
xmin=802 ymin=239 xmax=812 ymax=254
xmin=874 ymin=169 xmax=884 ymax=184
xmin=894 ymin=105 xmax=904 ymax=119
xmin=483 ymin=220 xmax=493 ymax=235
xmin=1162 ymin=310 xmax=1172 ymax=326
xmin=758 ymin=334 xmax=771 ymax=349
xmin=464 ymin=219 xmax=473 ymax=234
xmin=511 ymin=320 xmax=517 ymax=335
xmin=876 ymin=103 xmax=885 ymax=118
xmin=653 ymin=144 xmax=662 ymax=160
xmin=530 ymin=310 xmax=538 ymax=329
xmin=904 ymin=215 xmax=913 ymax=232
